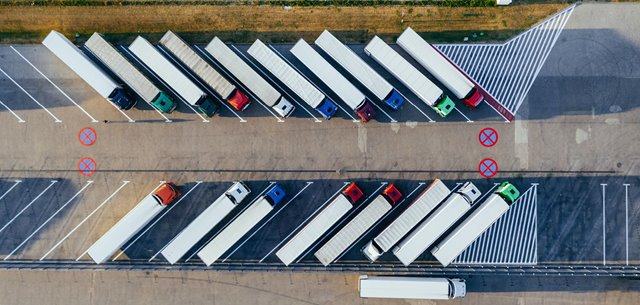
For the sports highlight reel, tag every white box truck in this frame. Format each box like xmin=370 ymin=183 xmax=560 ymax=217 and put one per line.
xmin=362 ymin=179 xmax=451 ymax=262
xmin=204 ymin=37 xmax=294 ymax=117
xmin=275 ymin=182 xmax=364 ymax=266
xmin=127 ymin=36 xmax=219 ymax=117
xmin=247 ymin=39 xmax=338 ymax=119
xmin=359 ymin=276 xmax=466 ymax=300
xmin=42 ymin=30 xmax=136 ymax=110
xmin=314 ymin=184 xmax=402 ymax=266
xmin=197 ymin=184 xmax=286 ymax=266
xmin=160 ymin=182 xmax=251 ymax=264
xmin=84 ymin=33 xmax=177 ymax=113
xmin=397 ymin=27 xmax=484 ymax=108
xmin=364 ymin=36 xmax=455 ymax=117
xmin=158 ymin=31 xmax=251 ymax=112
xmin=432 ymin=182 xmax=520 ymax=267
xmin=314 ymin=30 xmax=405 ymax=111
xmin=290 ymin=39 xmax=376 ymax=122
xmin=393 ymin=182 xmax=481 ymax=266
xmin=87 ymin=183 xmax=181 ymax=264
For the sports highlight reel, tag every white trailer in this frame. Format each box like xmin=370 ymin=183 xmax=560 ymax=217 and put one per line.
xmin=397 ymin=27 xmax=484 ymax=107
xmin=314 ymin=185 xmax=401 ymax=266
xmin=247 ymin=39 xmax=337 ymax=119
xmin=87 ymin=193 xmax=168 ymax=264
xmin=204 ymin=37 xmax=294 ymax=117
xmin=290 ymin=39 xmax=376 ymax=122
xmin=84 ymin=33 xmax=176 ymax=113
xmin=197 ymin=185 xmax=285 ymax=266
xmin=364 ymin=36 xmax=455 ymax=118
xmin=314 ymin=30 xmax=405 ymax=110
xmin=362 ymin=179 xmax=450 ymax=262
xmin=158 ymin=31 xmax=251 ymax=111
xmin=42 ymin=30 xmax=135 ymax=110
xmin=161 ymin=182 xmax=251 ymax=264
xmin=359 ymin=276 xmax=466 ymax=300
xmin=127 ymin=36 xmax=219 ymax=117
xmin=393 ymin=182 xmax=481 ymax=266
xmin=431 ymin=182 xmax=520 ymax=267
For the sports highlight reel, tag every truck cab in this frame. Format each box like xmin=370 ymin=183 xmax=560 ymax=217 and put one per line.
xmin=434 ymin=94 xmax=456 ymax=117
xmin=152 ymin=92 xmax=177 ymax=113
xmin=273 ymin=97 xmax=295 ymax=118
xmin=356 ymin=101 xmax=376 ymax=122
xmin=464 ymin=87 xmax=484 ymax=108
xmin=343 ymin=182 xmax=365 ymax=204
xmin=383 ymin=89 xmax=405 ymax=110
xmin=447 ymin=278 xmax=466 ymax=299
xmin=495 ymin=182 xmax=519 ymax=204
xmin=317 ymin=98 xmax=338 ymax=120
xmin=382 ymin=184 xmax=403 ymax=205
xmin=196 ymin=96 xmax=220 ymax=117
xmin=226 ymin=181 xmax=251 ymax=204
xmin=109 ymin=88 xmax=136 ymax=110
xmin=152 ymin=183 xmax=181 ymax=206
xmin=227 ymin=88 xmax=251 ymax=111
xmin=457 ymin=182 xmax=481 ymax=203
xmin=264 ymin=184 xmax=287 ymax=207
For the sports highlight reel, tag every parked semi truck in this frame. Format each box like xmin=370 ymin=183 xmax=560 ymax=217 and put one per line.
xmin=290 ymin=39 xmax=376 ymax=122
xmin=84 ymin=33 xmax=176 ymax=113
xmin=204 ymin=37 xmax=294 ymax=118
xmin=161 ymin=182 xmax=251 ymax=264
xmin=42 ymin=30 xmax=136 ymax=110
xmin=247 ymin=39 xmax=338 ymax=119
xmin=364 ymin=36 xmax=455 ymax=117
xmin=314 ymin=184 xmax=402 ymax=266
xmin=127 ymin=36 xmax=219 ymax=117
xmin=359 ymin=276 xmax=466 ymax=300
xmin=393 ymin=182 xmax=481 ymax=266
xmin=397 ymin=27 xmax=484 ymax=107
xmin=275 ymin=183 xmax=364 ymax=266
xmin=87 ymin=183 xmax=181 ymax=264
xmin=432 ymin=182 xmax=520 ymax=267
xmin=197 ymin=184 xmax=286 ymax=266
xmin=158 ymin=31 xmax=251 ymax=111
xmin=362 ymin=179 xmax=451 ymax=262
xmin=314 ymin=30 xmax=405 ymax=111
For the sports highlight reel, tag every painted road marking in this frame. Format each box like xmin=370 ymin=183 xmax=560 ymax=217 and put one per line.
xmin=78 ymin=157 xmax=97 ymax=177
xmin=184 ymin=182 xmax=276 ymax=263
xmin=4 ymin=181 xmax=93 ymax=260
xmin=454 ymin=107 xmax=473 ymax=123
xmin=230 ymin=45 xmax=321 ymax=123
xmin=396 ymin=90 xmax=435 ymax=122
xmin=0 ymin=180 xmax=57 ymax=235
xmin=268 ymin=45 xmax=359 ymax=123
xmin=296 ymin=182 xmax=388 ymax=264
xmin=78 ymin=127 xmax=97 ymax=146
xmin=194 ymin=45 xmax=283 ymax=123
xmin=479 ymin=158 xmax=498 ymax=178
xmin=624 ymin=183 xmax=630 ymax=265
xmin=601 ymin=183 xmax=606 ymax=265
xmin=259 ymin=182 xmax=350 ymax=263
xmin=76 ymin=181 xmax=164 ymax=261
xmin=0 ymin=180 xmax=22 ymax=202
xmin=479 ymin=127 xmax=498 ymax=147
xmin=112 ymin=181 xmax=202 ymax=261
xmin=222 ymin=182 xmax=314 ymax=262
xmin=475 ymin=183 xmax=500 ymax=206
xmin=10 ymin=46 xmax=99 ymax=123
xmin=0 ymin=98 xmax=25 ymax=123
xmin=40 ymin=181 xmax=130 ymax=260
xmin=156 ymin=46 xmax=246 ymax=123
xmin=0 ymin=67 xmax=61 ymax=123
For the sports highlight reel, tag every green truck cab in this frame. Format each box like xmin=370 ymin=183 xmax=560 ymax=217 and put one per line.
xmin=495 ymin=182 xmax=520 ymax=204
xmin=151 ymin=92 xmax=177 ymax=113
xmin=434 ymin=94 xmax=456 ymax=117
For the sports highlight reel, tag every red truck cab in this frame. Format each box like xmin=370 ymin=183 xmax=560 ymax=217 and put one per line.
xmin=227 ymin=88 xmax=251 ymax=111
xmin=343 ymin=182 xmax=365 ymax=204
xmin=356 ymin=102 xmax=376 ymax=122
xmin=382 ymin=184 xmax=403 ymax=205
xmin=464 ymin=87 xmax=484 ymax=108
xmin=153 ymin=183 xmax=181 ymax=206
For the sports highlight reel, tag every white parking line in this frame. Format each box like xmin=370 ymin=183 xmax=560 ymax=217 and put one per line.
xmin=120 ymin=46 xmax=208 ymax=122
xmin=0 ymin=98 xmax=25 ymax=123
xmin=231 ymin=45 xmax=321 ymax=123
xmin=112 ymin=181 xmax=202 ymax=261
xmin=475 ymin=183 xmax=500 ymax=204
xmin=193 ymin=45 xmax=283 ymax=123
xmin=601 ymin=183 xmax=606 ymax=265
xmin=453 ymin=107 xmax=473 ymax=123
xmin=0 ymin=180 xmax=57 ymax=235
xmin=11 ymin=46 xmax=99 ymax=123
xmin=258 ymin=182 xmax=350 ymax=263
xmin=396 ymin=91 xmax=434 ymax=122
xmin=155 ymin=46 xmax=246 ymax=123
xmin=40 ymin=180 xmax=130 ymax=260
xmin=296 ymin=182 xmax=388 ymax=264
xmin=76 ymin=181 xmax=164 ymax=261
xmin=624 ymin=183 xmax=630 ymax=266
xmin=184 ymin=182 xmax=276 ymax=262
xmin=0 ymin=180 xmax=22 ymax=202
xmin=0 ymin=67 xmax=61 ymax=123
xmin=222 ymin=182 xmax=314 ymax=262
xmin=4 ymin=181 xmax=93 ymax=260
xmin=268 ymin=45 xmax=359 ymax=123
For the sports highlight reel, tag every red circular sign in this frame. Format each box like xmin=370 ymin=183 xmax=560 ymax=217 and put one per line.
xmin=78 ymin=127 xmax=97 ymax=146
xmin=478 ymin=158 xmax=498 ymax=178
xmin=479 ymin=128 xmax=498 ymax=147
xmin=78 ymin=157 xmax=97 ymax=177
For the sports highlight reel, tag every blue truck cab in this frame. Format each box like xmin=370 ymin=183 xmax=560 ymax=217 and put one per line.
xmin=264 ymin=184 xmax=286 ymax=207
xmin=109 ymin=88 xmax=137 ymax=110
xmin=383 ymin=89 xmax=405 ymax=110
xmin=316 ymin=98 xmax=338 ymax=120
